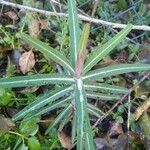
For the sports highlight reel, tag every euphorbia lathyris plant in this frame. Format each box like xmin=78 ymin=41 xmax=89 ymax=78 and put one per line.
xmin=0 ymin=1 xmax=150 ymax=149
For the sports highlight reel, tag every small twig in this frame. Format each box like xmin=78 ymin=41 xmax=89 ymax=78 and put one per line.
xmin=0 ymin=0 xmax=150 ymax=31
xmin=91 ymin=0 xmax=100 ymax=18
xmin=93 ymin=72 xmax=150 ymax=127
xmin=127 ymin=94 xmax=131 ymax=149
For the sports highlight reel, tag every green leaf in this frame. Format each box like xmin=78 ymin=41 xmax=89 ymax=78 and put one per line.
xmin=19 ymin=118 xmax=39 ymax=136
xmin=68 ymin=0 xmax=80 ymax=68
xmin=75 ymin=79 xmax=95 ymax=150
xmin=84 ymin=83 xmax=129 ymax=94
xmin=78 ymin=23 xmax=90 ymax=54
xmin=88 ymin=108 xmax=101 ymax=118
xmin=22 ymin=34 xmax=74 ymax=74
xmin=87 ymin=92 xmax=120 ymax=101
xmin=88 ymin=104 xmax=105 ymax=116
xmin=0 ymin=88 xmax=12 ymax=106
xmin=59 ymin=110 xmax=72 ymax=131
xmin=45 ymin=105 xmax=72 ymax=134
xmin=0 ymin=74 xmax=74 ymax=88
xmin=17 ymin=143 xmax=28 ymax=150
xmin=71 ymin=114 xmax=77 ymax=144
xmin=83 ymin=24 xmax=133 ymax=74
xmin=83 ymin=63 xmax=150 ymax=81
xmin=24 ymin=97 xmax=71 ymax=121
xmin=28 ymin=136 xmax=41 ymax=150
xmin=75 ymin=24 xmax=90 ymax=78
xmin=12 ymin=86 xmax=73 ymax=121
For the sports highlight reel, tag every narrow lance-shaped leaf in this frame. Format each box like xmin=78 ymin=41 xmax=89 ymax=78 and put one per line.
xmin=45 ymin=105 xmax=72 ymax=134
xmin=72 ymin=112 xmax=77 ymax=144
xmin=83 ymin=63 xmax=150 ymax=81
xmin=75 ymin=79 xmax=95 ymax=150
xmin=59 ymin=110 xmax=72 ymax=131
xmin=24 ymin=97 xmax=71 ymax=121
xmin=0 ymin=74 xmax=74 ymax=88
xmin=88 ymin=104 xmax=105 ymax=116
xmin=22 ymin=34 xmax=74 ymax=74
xmin=86 ymin=91 xmax=120 ymax=101
xmin=83 ymin=24 xmax=133 ymax=74
xmin=12 ymin=86 xmax=73 ymax=121
xmin=68 ymin=0 xmax=80 ymax=68
xmin=88 ymin=108 xmax=101 ymax=118
xmin=84 ymin=83 xmax=129 ymax=94
xmin=78 ymin=23 xmax=90 ymax=55
xmin=75 ymin=24 xmax=90 ymax=78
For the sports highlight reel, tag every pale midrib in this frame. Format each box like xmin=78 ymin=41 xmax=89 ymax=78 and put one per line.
xmin=14 ymin=87 xmax=72 ymax=119
xmin=1 ymin=77 xmax=74 ymax=85
xmin=38 ymin=97 xmax=70 ymax=113
xmin=86 ymin=134 xmax=91 ymax=150
xmin=84 ymin=84 xmax=127 ymax=92
xmin=25 ymin=37 xmax=74 ymax=73
xmin=70 ymin=1 xmax=78 ymax=64
xmin=25 ymin=98 xmax=70 ymax=120
xmin=87 ymin=93 xmax=119 ymax=99
xmin=52 ymin=105 xmax=70 ymax=127
xmin=76 ymin=79 xmax=84 ymax=148
xmin=83 ymin=28 xmax=130 ymax=72
xmin=83 ymin=66 xmax=149 ymax=80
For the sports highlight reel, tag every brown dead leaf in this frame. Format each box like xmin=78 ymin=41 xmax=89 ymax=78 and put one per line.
xmin=0 ymin=115 xmax=15 ymax=133
xmin=4 ymin=11 xmax=19 ymax=20
xmin=28 ymin=19 xmax=40 ymax=38
xmin=39 ymin=19 xmax=49 ymax=30
xmin=58 ymin=131 xmax=73 ymax=149
xmin=19 ymin=87 xmax=39 ymax=94
xmin=19 ymin=50 xmax=35 ymax=74
xmin=135 ymin=98 xmax=150 ymax=120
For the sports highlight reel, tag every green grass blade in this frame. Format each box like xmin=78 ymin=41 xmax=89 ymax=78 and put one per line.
xmin=12 ymin=86 xmax=73 ymax=121
xmin=22 ymin=34 xmax=74 ymax=74
xmin=87 ymin=92 xmax=120 ymax=101
xmin=75 ymin=79 xmax=95 ymax=150
xmin=83 ymin=24 xmax=133 ymax=74
xmin=0 ymin=74 xmax=74 ymax=88
xmin=68 ymin=0 xmax=80 ymax=68
xmin=45 ymin=105 xmax=72 ymax=134
xmin=24 ymin=97 xmax=71 ymax=121
xmin=84 ymin=83 xmax=129 ymax=94
xmin=83 ymin=63 xmax=150 ymax=81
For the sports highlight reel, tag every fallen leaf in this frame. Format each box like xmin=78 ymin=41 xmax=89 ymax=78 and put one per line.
xmin=28 ymin=18 xmax=40 ymax=39
xmin=135 ymin=98 xmax=150 ymax=120
xmin=4 ymin=11 xmax=19 ymax=20
xmin=39 ymin=19 xmax=49 ymax=30
xmin=19 ymin=87 xmax=39 ymax=94
xmin=19 ymin=50 xmax=35 ymax=74
xmin=58 ymin=131 xmax=72 ymax=149
xmin=0 ymin=115 xmax=15 ymax=133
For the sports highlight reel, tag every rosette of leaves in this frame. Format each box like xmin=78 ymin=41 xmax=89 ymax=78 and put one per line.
xmin=0 ymin=1 xmax=150 ymax=150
